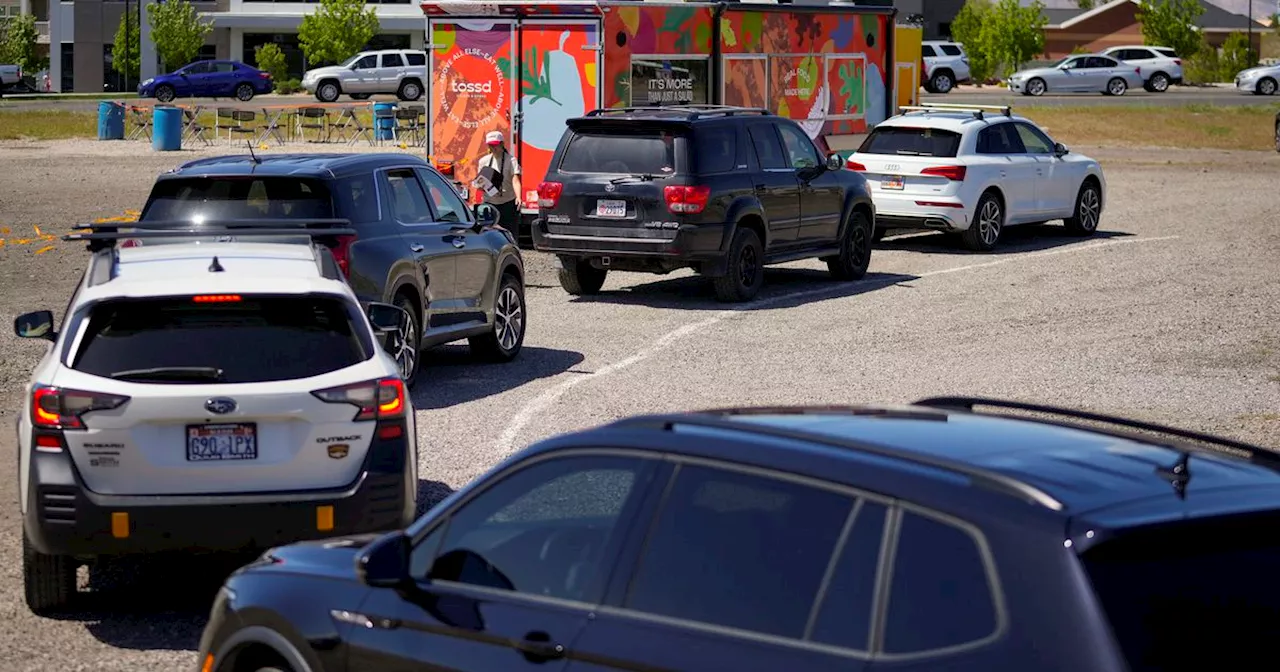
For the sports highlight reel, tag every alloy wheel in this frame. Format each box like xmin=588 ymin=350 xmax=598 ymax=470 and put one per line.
xmin=849 ymin=222 xmax=869 ymax=269
xmin=1079 ymin=187 xmax=1100 ymax=232
xmin=978 ymin=199 xmax=1002 ymax=246
xmin=236 ymin=84 xmax=253 ymax=101
xmin=402 ymin=82 xmax=422 ymax=100
xmin=739 ymin=244 xmax=760 ymax=288
xmin=1108 ymin=78 xmax=1126 ymax=95
xmin=935 ymin=74 xmax=953 ymax=93
xmin=494 ymin=286 xmax=524 ymax=352
xmin=1027 ymin=79 xmax=1045 ymax=96
xmin=393 ymin=313 xmax=417 ymax=381
xmin=156 ymin=86 xmax=174 ymax=103
xmin=1261 ymin=79 xmax=1278 ymax=95
xmin=1150 ymin=73 xmax=1169 ymax=92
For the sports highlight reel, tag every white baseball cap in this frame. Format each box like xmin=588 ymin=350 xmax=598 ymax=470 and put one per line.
xmin=485 ymin=130 xmax=504 ymax=145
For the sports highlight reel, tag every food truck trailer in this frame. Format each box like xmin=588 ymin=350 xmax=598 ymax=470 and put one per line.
xmin=419 ymin=0 xmax=904 ymax=228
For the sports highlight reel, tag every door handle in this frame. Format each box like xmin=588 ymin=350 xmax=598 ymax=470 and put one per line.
xmin=451 ymin=237 xmax=466 ymax=249
xmin=410 ymin=243 xmax=424 ymax=253
xmin=516 ymin=632 xmax=566 ymax=661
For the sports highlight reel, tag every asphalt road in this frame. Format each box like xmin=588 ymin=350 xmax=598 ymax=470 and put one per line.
xmin=0 ymin=141 xmax=1279 ymax=670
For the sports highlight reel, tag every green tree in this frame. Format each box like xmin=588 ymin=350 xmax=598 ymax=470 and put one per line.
xmin=254 ymin=43 xmax=288 ymax=81
xmin=148 ymin=0 xmax=213 ymax=72
xmin=1135 ymin=0 xmax=1204 ymax=59
xmin=1 ymin=13 xmax=43 ymax=73
xmin=951 ymin=0 xmax=996 ymax=82
xmin=984 ymin=0 xmax=1048 ymax=77
xmin=112 ymin=11 xmax=141 ymax=82
xmin=1217 ymin=31 xmax=1253 ymax=77
xmin=298 ymin=0 xmax=379 ymax=67
xmin=1076 ymin=0 xmax=1096 ymax=9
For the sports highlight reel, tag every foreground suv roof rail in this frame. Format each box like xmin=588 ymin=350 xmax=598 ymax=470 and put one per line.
xmin=915 ymin=396 xmax=1278 ymax=462
xmin=66 ymin=218 xmax=357 ymax=252
xmin=608 ymin=409 xmax=1066 ymax=511
xmin=899 ymin=102 xmax=1012 ymax=120
xmin=583 ymin=104 xmax=771 ymax=120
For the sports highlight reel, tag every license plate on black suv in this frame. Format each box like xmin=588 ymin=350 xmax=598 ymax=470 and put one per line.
xmin=596 ymin=199 xmax=627 ymax=218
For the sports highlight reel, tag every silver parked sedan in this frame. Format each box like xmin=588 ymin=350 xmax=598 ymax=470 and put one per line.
xmin=1007 ymin=54 xmax=1145 ymax=96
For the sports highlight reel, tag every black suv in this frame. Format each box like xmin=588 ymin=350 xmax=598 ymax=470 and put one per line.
xmin=197 ymin=398 xmax=1280 ymax=672
xmin=531 ymin=106 xmax=876 ymax=302
xmin=138 ymin=153 xmax=527 ymax=386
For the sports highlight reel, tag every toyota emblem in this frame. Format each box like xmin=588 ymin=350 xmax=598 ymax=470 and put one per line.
xmin=205 ymin=397 xmax=237 ymax=415
xmin=604 ymin=183 xmax=616 ymax=192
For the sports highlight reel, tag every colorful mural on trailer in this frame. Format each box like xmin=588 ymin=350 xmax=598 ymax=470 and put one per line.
xmin=601 ymin=5 xmax=717 ymax=110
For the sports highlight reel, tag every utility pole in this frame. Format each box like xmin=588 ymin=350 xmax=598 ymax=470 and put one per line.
xmin=124 ymin=0 xmax=131 ymax=91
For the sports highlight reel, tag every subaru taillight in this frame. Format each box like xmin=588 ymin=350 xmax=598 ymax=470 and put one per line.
xmin=312 ymin=378 xmax=406 ymax=422
xmin=921 ymin=165 xmax=967 ymax=181
xmin=847 ymin=159 xmax=868 ymax=172
xmin=31 ymin=385 xmax=130 ymax=432
xmin=664 ymin=185 xmax=711 ymax=214
xmin=537 ymin=181 xmax=563 ymax=208
xmin=331 ymin=234 xmax=356 ymax=277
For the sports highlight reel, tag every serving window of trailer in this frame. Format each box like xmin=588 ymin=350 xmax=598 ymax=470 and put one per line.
xmin=629 ymin=57 xmax=710 ymax=106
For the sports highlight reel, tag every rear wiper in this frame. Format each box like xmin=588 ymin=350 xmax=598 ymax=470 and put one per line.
xmin=609 ymin=173 xmax=657 ymax=184
xmin=110 ymin=366 xmax=225 ymax=382
xmin=895 ymin=150 xmax=925 ymax=155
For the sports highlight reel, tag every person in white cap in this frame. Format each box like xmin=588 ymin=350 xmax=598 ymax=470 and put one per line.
xmin=473 ymin=129 xmax=522 ymax=231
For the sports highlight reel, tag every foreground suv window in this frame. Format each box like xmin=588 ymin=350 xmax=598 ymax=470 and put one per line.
xmin=142 ymin=177 xmax=335 ymax=222
xmin=858 ymin=127 xmax=962 ymax=157
xmin=1081 ymin=512 xmax=1280 ymax=671
xmin=558 ymin=128 xmax=681 ymax=175
xmin=69 ymin=295 xmax=370 ymax=384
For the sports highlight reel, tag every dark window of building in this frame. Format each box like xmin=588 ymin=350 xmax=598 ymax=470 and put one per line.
xmin=102 ymin=44 xmax=129 ymax=93
xmin=60 ymin=42 xmax=74 ymax=92
xmin=939 ymin=22 xmax=952 ymax=39
xmin=364 ymin=34 xmax=412 ymax=51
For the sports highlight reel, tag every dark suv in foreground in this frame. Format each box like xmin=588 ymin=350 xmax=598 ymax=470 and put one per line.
xmin=531 ymin=106 xmax=876 ymax=302
xmin=138 ymin=153 xmax=527 ymax=387
xmin=198 ymin=398 xmax=1280 ymax=672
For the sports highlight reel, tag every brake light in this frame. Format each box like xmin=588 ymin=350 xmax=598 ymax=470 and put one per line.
xmin=31 ymin=385 xmax=130 ymax=431
xmin=1135 ymin=67 xmax=1142 ymax=74
xmin=921 ymin=165 xmax=967 ymax=181
xmin=1173 ymin=59 xmax=1182 ymax=65
xmin=663 ymin=185 xmax=711 ymax=214
xmin=312 ymin=377 xmax=406 ymax=422
xmin=192 ymin=294 xmax=242 ymax=303
xmin=331 ymin=234 xmax=356 ymax=277
xmin=259 ymin=72 xmax=271 ymax=79
xmin=537 ymin=181 xmax=563 ymax=208
xmin=847 ymin=159 xmax=867 ymax=172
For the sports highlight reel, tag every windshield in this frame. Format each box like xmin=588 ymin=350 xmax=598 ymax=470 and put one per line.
xmin=1080 ymin=511 xmax=1280 ymax=671
xmin=339 ymin=54 xmax=362 ymax=68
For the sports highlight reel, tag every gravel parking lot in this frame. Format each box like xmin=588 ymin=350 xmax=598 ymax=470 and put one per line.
xmin=1 ymin=139 xmax=1279 ymax=670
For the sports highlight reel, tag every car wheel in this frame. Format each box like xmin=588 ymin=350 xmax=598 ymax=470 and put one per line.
xmin=713 ymin=227 xmax=765 ymax=302
xmin=316 ymin=80 xmax=340 ymax=103
xmin=155 ymin=84 xmax=175 ymax=103
xmin=962 ymin=192 xmax=1003 ymax=252
xmin=387 ymin=294 xmax=421 ymax=388
xmin=469 ymin=273 xmax=526 ymax=362
xmin=1064 ymin=180 xmax=1102 ymax=236
xmin=929 ymin=71 xmax=954 ymax=94
xmin=397 ymin=79 xmax=423 ymax=101
xmin=1106 ymin=77 xmax=1127 ymax=96
xmin=235 ymin=83 xmax=254 ymax=102
xmin=1026 ymin=77 xmax=1046 ymax=96
xmin=23 ymin=533 xmax=75 ymax=616
xmin=1274 ymin=123 xmax=1280 ymax=153
xmin=1146 ymin=72 xmax=1169 ymax=92
xmin=1259 ymin=78 xmax=1278 ymax=96
xmin=557 ymin=256 xmax=607 ymax=295
xmin=827 ymin=210 xmax=872 ymax=281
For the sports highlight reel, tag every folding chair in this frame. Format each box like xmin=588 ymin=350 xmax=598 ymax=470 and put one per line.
xmin=295 ymin=107 xmax=329 ymax=143
xmin=372 ymin=105 xmax=398 ymax=145
xmin=225 ymin=110 xmax=258 ymax=144
xmin=182 ymin=108 xmax=211 ymax=146
xmin=215 ymin=108 xmax=238 ymax=142
xmin=127 ymin=106 xmax=153 ymax=141
xmin=333 ymin=107 xmax=374 ymax=146
xmin=394 ymin=106 xmax=425 ymax=147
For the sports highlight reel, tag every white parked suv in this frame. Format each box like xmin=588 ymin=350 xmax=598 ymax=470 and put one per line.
xmin=302 ymin=49 xmax=428 ymax=103
xmin=1100 ymin=45 xmax=1183 ymax=92
xmin=922 ymin=41 xmax=972 ymax=94
xmin=846 ymin=103 xmax=1106 ymax=251
xmin=15 ymin=221 xmax=419 ymax=614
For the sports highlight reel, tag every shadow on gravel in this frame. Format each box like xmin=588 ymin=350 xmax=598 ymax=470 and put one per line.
xmin=409 ymin=345 xmax=586 ymax=410
xmin=45 ymin=478 xmax=457 ymax=652
xmin=878 ymin=226 xmax=1133 ymax=256
xmin=569 ymin=270 xmax=918 ymax=311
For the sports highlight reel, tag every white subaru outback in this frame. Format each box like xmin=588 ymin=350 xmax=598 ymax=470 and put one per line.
xmin=14 ymin=220 xmax=419 ymax=615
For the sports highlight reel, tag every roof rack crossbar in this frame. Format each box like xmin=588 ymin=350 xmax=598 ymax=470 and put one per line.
xmin=914 ymin=396 xmax=1274 ymax=459
xmin=73 ymin=218 xmax=353 ymax=232
xmin=583 ymin=105 xmax=770 ymax=119
xmin=898 ymin=102 xmax=1012 ymax=120
xmin=609 ymin=412 xmax=1064 ymax=511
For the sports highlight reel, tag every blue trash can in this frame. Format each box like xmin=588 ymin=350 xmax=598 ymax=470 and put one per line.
xmin=97 ymin=101 xmax=125 ymax=140
xmin=373 ymin=102 xmax=396 ymax=141
xmin=152 ymin=105 xmax=183 ymax=151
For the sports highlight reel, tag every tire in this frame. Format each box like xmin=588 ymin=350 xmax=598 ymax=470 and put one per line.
xmin=155 ymin=84 xmax=175 ymax=103
xmin=1063 ymin=180 xmax=1102 ymax=236
xmin=397 ymin=79 xmax=423 ymax=101
xmin=1026 ymin=77 xmax=1046 ymax=97
xmin=23 ymin=533 xmax=75 ymax=616
xmin=1274 ymin=123 xmax=1279 ymax=153
xmin=235 ymin=83 xmax=255 ymax=102
xmin=386 ymin=293 xmax=421 ymax=388
xmin=469 ymin=274 xmax=526 ymax=362
xmin=827 ymin=210 xmax=872 ymax=281
xmin=929 ymin=71 xmax=954 ymax=94
xmin=962 ymin=192 xmax=1003 ymax=252
xmin=349 ymin=93 xmax=371 ymax=100
xmin=315 ymin=80 xmax=340 ymax=103
xmin=1106 ymin=77 xmax=1127 ymax=96
xmin=1258 ymin=78 xmax=1278 ymax=96
xmin=1146 ymin=72 xmax=1169 ymax=92
xmin=557 ymin=256 xmax=607 ymax=295
xmin=713 ymin=228 xmax=765 ymax=302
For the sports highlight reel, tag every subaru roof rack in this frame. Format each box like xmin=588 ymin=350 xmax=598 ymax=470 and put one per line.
xmin=66 ymin=218 xmax=357 ymax=253
xmin=898 ymin=102 xmax=1012 ymax=120
xmin=607 ymin=409 xmax=1065 ymax=511
xmin=583 ymin=105 xmax=771 ymax=120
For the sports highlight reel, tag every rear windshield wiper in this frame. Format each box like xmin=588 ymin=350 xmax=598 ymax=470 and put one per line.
xmin=109 ymin=366 xmax=226 ymax=382
xmin=894 ymin=150 xmax=926 ymax=155
xmin=609 ymin=173 xmax=658 ymax=184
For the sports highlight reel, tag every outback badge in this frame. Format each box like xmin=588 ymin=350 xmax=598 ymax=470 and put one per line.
xmin=327 ymin=444 xmax=350 ymax=460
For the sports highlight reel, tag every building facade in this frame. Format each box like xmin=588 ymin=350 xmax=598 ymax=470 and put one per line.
xmin=1041 ymin=0 xmax=1265 ymax=58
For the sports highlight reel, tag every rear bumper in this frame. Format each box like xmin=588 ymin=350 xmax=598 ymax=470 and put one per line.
xmin=530 ymin=218 xmax=729 ymax=273
xmin=24 ymin=424 xmax=415 ymax=558
xmin=871 ymin=194 xmax=971 ymax=232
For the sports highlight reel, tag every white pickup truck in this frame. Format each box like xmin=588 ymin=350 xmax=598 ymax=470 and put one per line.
xmin=1 ymin=64 xmax=25 ymax=96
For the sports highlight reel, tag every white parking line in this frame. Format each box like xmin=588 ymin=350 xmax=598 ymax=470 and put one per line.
xmin=495 ymin=234 xmax=1182 ymax=453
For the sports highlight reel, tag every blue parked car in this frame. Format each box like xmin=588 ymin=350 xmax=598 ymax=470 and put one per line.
xmin=138 ymin=59 xmax=274 ymax=103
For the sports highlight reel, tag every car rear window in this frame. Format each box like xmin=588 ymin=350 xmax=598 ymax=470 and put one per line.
xmin=141 ymin=177 xmax=335 ymax=222
xmin=1081 ymin=512 xmax=1280 ymax=671
xmin=940 ymin=45 xmax=962 ymax=56
xmin=558 ymin=128 xmax=682 ymax=175
xmin=857 ymin=127 xmax=961 ymax=157
xmin=1155 ymin=48 xmax=1177 ymax=58
xmin=68 ymin=295 xmax=372 ymax=384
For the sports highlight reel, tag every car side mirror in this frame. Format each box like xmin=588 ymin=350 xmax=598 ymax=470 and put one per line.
xmin=366 ymin=301 xmax=406 ymax=334
xmin=356 ymin=531 xmax=412 ymax=588
xmin=14 ymin=310 xmax=55 ymax=341
xmin=826 ymin=153 xmax=844 ymax=171
xmin=1054 ymin=142 xmax=1069 ymax=156
xmin=473 ymin=202 xmax=500 ymax=228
